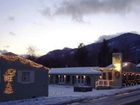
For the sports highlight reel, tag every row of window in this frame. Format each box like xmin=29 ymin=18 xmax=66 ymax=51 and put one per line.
xmin=102 ymin=72 xmax=113 ymax=80
xmin=49 ymin=75 xmax=91 ymax=85
xmin=0 ymin=70 xmax=35 ymax=84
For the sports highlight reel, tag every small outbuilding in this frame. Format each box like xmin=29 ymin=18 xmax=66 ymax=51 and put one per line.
xmin=0 ymin=54 xmax=49 ymax=102
xmin=49 ymin=67 xmax=101 ymax=88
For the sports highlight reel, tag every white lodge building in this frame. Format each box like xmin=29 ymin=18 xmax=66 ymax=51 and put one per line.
xmin=49 ymin=67 xmax=101 ymax=88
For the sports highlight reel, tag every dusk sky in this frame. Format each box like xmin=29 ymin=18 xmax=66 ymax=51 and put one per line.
xmin=0 ymin=0 xmax=140 ymax=55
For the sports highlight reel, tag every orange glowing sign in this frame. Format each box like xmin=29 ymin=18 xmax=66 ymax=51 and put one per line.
xmin=4 ymin=69 xmax=16 ymax=94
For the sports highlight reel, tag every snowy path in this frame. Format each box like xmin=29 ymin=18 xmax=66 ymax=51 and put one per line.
xmin=1 ymin=85 xmax=140 ymax=105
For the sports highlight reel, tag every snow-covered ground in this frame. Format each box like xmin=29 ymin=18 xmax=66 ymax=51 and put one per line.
xmin=1 ymin=85 xmax=140 ymax=105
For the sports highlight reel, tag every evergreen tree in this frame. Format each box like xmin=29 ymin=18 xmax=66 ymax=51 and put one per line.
xmin=98 ymin=39 xmax=111 ymax=67
xmin=75 ymin=43 xmax=88 ymax=66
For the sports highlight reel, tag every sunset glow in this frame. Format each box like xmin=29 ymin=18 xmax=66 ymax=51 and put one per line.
xmin=0 ymin=0 xmax=140 ymax=55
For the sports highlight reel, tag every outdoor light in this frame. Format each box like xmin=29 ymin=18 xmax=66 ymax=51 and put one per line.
xmin=112 ymin=53 xmax=122 ymax=72
xmin=114 ymin=63 xmax=121 ymax=72
xmin=1 ymin=55 xmax=44 ymax=69
xmin=123 ymin=63 xmax=128 ymax=67
xmin=83 ymin=75 xmax=86 ymax=79
xmin=4 ymin=69 xmax=16 ymax=94
xmin=4 ymin=83 xmax=14 ymax=94
xmin=99 ymin=76 xmax=102 ymax=79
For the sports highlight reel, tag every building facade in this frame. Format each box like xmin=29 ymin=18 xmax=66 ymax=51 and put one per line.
xmin=96 ymin=53 xmax=140 ymax=89
xmin=0 ymin=54 xmax=49 ymax=102
xmin=49 ymin=67 xmax=101 ymax=88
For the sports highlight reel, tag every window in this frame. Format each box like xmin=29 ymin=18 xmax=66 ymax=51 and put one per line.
xmin=108 ymin=72 xmax=112 ymax=80
xmin=17 ymin=71 xmax=35 ymax=84
xmin=102 ymin=72 xmax=106 ymax=80
xmin=22 ymin=72 xmax=30 ymax=82
xmin=66 ymin=75 xmax=70 ymax=83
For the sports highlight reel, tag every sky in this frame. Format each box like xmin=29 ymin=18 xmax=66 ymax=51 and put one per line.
xmin=0 ymin=0 xmax=140 ymax=56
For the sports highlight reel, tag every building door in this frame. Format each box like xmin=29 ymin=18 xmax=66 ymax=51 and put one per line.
xmin=55 ymin=75 xmax=59 ymax=84
xmin=86 ymin=76 xmax=91 ymax=86
xmin=66 ymin=75 xmax=70 ymax=84
xmin=72 ymin=76 xmax=75 ymax=85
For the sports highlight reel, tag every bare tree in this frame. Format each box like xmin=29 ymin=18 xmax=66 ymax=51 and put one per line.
xmin=26 ymin=46 xmax=38 ymax=61
xmin=27 ymin=46 xmax=36 ymax=56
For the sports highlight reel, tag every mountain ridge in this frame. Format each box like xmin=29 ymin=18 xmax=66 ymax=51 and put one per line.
xmin=37 ymin=32 xmax=140 ymax=68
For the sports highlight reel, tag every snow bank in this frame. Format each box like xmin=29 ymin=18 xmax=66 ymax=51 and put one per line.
xmin=49 ymin=84 xmax=140 ymax=97
xmin=1 ymin=85 xmax=140 ymax=105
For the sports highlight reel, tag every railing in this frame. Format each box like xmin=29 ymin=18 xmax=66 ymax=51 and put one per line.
xmin=96 ymin=80 xmax=113 ymax=88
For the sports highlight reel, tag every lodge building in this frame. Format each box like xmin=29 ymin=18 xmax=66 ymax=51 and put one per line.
xmin=49 ymin=67 xmax=101 ymax=88
xmin=49 ymin=53 xmax=140 ymax=89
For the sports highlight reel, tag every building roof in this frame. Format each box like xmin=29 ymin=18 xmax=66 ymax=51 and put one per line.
xmin=100 ymin=62 xmax=140 ymax=72
xmin=0 ymin=54 xmax=49 ymax=70
xmin=49 ymin=67 xmax=101 ymax=75
xmin=106 ymin=64 xmax=114 ymax=68
xmin=136 ymin=63 xmax=140 ymax=67
xmin=102 ymin=62 xmax=135 ymax=69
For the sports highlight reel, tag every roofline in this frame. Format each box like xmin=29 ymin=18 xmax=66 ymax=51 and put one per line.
xmin=0 ymin=55 xmax=49 ymax=71
xmin=49 ymin=73 xmax=101 ymax=75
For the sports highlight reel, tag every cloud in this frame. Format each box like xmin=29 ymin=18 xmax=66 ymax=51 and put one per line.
xmin=96 ymin=34 xmax=117 ymax=42
xmin=8 ymin=16 xmax=15 ymax=21
xmin=40 ymin=7 xmax=52 ymax=17
xmin=41 ymin=0 xmax=140 ymax=21
xmin=3 ymin=45 xmax=10 ymax=49
xmin=9 ymin=32 xmax=16 ymax=36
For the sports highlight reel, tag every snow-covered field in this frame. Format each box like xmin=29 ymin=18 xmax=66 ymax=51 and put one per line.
xmin=1 ymin=85 xmax=140 ymax=105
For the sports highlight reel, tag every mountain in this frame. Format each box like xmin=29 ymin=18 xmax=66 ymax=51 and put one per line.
xmin=36 ymin=33 xmax=140 ymax=68
xmin=1 ymin=52 xmax=17 ymax=56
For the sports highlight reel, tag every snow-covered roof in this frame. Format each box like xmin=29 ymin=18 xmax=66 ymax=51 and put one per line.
xmin=0 ymin=55 xmax=49 ymax=70
xmin=136 ymin=63 xmax=140 ymax=67
xmin=103 ymin=62 xmax=135 ymax=69
xmin=49 ymin=67 xmax=101 ymax=75
xmin=106 ymin=64 xmax=114 ymax=68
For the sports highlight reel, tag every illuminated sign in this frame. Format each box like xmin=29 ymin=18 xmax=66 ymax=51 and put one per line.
xmin=4 ymin=69 xmax=16 ymax=94
xmin=112 ymin=53 xmax=122 ymax=72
